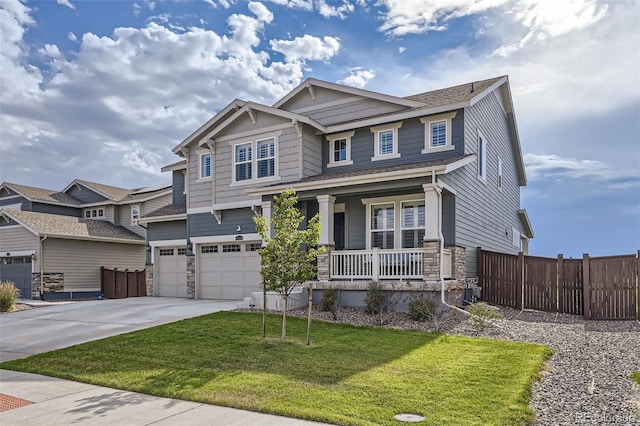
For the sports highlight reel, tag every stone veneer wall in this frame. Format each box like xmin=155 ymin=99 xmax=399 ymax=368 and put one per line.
xmin=145 ymin=265 xmax=154 ymax=296
xmin=186 ymin=255 xmax=195 ymax=299
xmin=31 ymin=272 xmax=64 ymax=299
xmin=446 ymin=246 xmax=467 ymax=281
xmin=316 ymin=246 xmax=332 ymax=281
xmin=422 ymin=240 xmax=441 ymax=281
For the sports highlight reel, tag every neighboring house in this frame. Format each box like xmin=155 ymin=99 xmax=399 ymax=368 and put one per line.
xmin=143 ymin=75 xmax=534 ymax=304
xmin=0 ymin=180 xmax=172 ymax=299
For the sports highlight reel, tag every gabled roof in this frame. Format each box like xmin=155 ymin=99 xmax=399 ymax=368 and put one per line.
xmin=405 ymin=76 xmax=505 ymax=108
xmin=63 ymin=179 xmax=171 ymax=203
xmin=137 ymin=203 xmax=186 ymax=224
xmin=1 ymin=182 xmax=82 ymax=205
xmin=273 ymin=78 xmax=424 ymax=110
xmin=161 ymin=159 xmax=187 ymax=172
xmin=1 ymin=210 xmax=145 ymax=243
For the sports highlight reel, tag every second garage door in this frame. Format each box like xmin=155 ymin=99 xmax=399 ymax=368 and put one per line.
xmin=198 ymin=242 xmax=262 ymax=299
xmin=157 ymin=247 xmax=187 ymax=297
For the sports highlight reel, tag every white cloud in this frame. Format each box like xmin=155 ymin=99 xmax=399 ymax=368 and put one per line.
xmin=338 ymin=68 xmax=375 ymax=88
xmin=398 ymin=46 xmax=406 ymax=53
xmin=264 ymin=0 xmax=313 ymax=11
xmin=270 ymin=34 xmax=340 ymax=63
xmin=203 ymin=0 xmax=235 ymax=8
xmin=248 ymin=1 xmax=274 ymax=23
xmin=67 ymin=31 xmax=77 ymax=42
xmin=56 ymin=0 xmax=76 ymax=10
xmin=317 ymin=0 xmax=354 ymax=19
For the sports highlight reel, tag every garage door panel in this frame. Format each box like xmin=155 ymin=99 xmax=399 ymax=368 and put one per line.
xmin=222 ymin=286 xmax=243 ymax=300
xmin=199 ymin=286 xmax=222 ymax=299
xmin=156 ymin=248 xmax=187 ymax=297
xmin=197 ymin=243 xmax=262 ymax=300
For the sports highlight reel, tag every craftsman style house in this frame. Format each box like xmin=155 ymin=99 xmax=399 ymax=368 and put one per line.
xmin=0 ymin=180 xmax=171 ymax=299
xmin=142 ymin=76 xmax=533 ymax=302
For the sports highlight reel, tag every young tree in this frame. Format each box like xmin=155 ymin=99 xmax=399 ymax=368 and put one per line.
xmin=253 ymin=188 xmax=324 ymax=339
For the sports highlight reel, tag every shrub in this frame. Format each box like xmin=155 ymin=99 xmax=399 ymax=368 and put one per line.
xmin=320 ymin=288 xmax=340 ymax=320
xmin=408 ymin=294 xmax=436 ymax=322
xmin=0 ymin=281 xmax=20 ymax=312
xmin=466 ymin=302 xmax=503 ymax=332
xmin=365 ymin=281 xmax=387 ymax=315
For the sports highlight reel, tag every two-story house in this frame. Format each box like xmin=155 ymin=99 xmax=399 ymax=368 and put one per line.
xmin=0 ymin=179 xmax=171 ymax=299
xmin=143 ymin=76 xmax=534 ymax=304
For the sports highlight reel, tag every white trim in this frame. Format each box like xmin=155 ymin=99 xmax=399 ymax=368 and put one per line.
xmin=211 ymin=199 xmax=262 ymax=211
xmin=477 ymin=129 xmax=488 ymax=182
xmin=247 ymin=155 xmax=476 ymax=196
xmin=0 ymin=195 xmax=23 ymax=201
xmin=160 ymin=160 xmax=187 ymax=172
xmin=198 ymin=152 xmax=212 ymax=180
xmin=210 ymin=124 xmax=288 ymax=144
xmin=190 ymin=233 xmax=262 ymax=244
xmin=187 ymin=206 xmax=212 ymax=215
xmin=420 ymin=111 xmax=457 ymax=154
xmin=361 ymin=194 xmax=424 ymax=249
xmin=231 ymin=135 xmax=280 ymax=185
xmin=0 ymin=250 xmax=35 ymax=257
xmin=327 ymin=130 xmax=355 ymax=168
xmin=290 ymin=96 xmax=365 ymax=114
xmin=370 ymin=122 xmax=402 ymax=161
xmin=130 ymin=204 xmax=140 ymax=225
xmin=0 ymin=203 xmax=22 ymax=211
xmin=511 ymin=227 xmax=521 ymax=248
xmin=0 ymin=224 xmax=23 ymax=230
xmin=497 ymin=157 xmax=503 ymax=191
xmin=136 ymin=213 xmax=186 ymax=224
xmin=149 ymin=239 xmax=187 ymax=248
xmin=43 ymin=234 xmax=145 ymax=244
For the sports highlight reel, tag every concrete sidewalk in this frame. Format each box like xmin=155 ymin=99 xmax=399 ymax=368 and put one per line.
xmin=0 ymin=369 xmax=330 ymax=425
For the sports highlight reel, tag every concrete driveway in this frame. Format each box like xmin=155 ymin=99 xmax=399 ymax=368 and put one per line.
xmin=0 ymin=297 xmax=239 ymax=362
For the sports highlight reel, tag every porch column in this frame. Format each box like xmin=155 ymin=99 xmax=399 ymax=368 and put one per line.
xmin=422 ymin=184 xmax=443 ymax=281
xmin=316 ymin=195 xmax=335 ymax=247
xmin=261 ymin=200 xmax=274 ymax=240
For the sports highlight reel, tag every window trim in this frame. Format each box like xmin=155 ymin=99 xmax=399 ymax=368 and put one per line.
xmin=198 ymin=152 xmax=212 ymax=180
xmin=83 ymin=207 xmax=105 ymax=219
xmin=256 ymin=137 xmax=276 ymax=179
xmin=131 ymin=204 xmax=140 ymax=224
xmin=497 ymin=157 xmax=503 ymax=191
xmin=370 ymin=122 xmax=402 ymax=161
xmin=420 ymin=111 xmax=457 ymax=154
xmin=477 ymin=129 xmax=488 ymax=183
xmin=362 ymin=194 xmax=424 ymax=249
xmin=327 ymin=130 xmax=354 ymax=168
xmin=231 ymin=135 xmax=281 ymax=186
xmin=512 ymin=227 xmax=521 ymax=248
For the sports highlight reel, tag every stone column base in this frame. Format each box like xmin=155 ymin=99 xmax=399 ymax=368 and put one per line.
xmin=186 ymin=255 xmax=196 ymax=299
xmin=423 ymin=240 xmax=441 ymax=281
xmin=145 ymin=265 xmax=154 ymax=296
xmin=446 ymin=246 xmax=466 ymax=281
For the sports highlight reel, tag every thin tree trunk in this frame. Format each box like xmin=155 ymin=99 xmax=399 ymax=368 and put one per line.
xmin=282 ymin=295 xmax=288 ymax=339
xmin=262 ymin=282 xmax=267 ymax=338
xmin=306 ymin=282 xmax=313 ymax=345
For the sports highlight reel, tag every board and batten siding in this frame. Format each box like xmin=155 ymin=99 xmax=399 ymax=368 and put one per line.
xmin=42 ymin=238 xmax=145 ymax=291
xmin=440 ymin=90 xmax=524 ymax=277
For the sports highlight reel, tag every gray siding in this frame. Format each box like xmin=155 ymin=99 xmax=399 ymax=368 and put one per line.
xmin=0 ymin=226 xmax=38 ymax=252
xmin=304 ymin=98 xmax=408 ymax=126
xmin=280 ymin=86 xmax=358 ymax=111
xmin=148 ymin=220 xmax=187 ymax=241
xmin=0 ymin=196 xmax=31 ymax=210
xmin=442 ymin=192 xmax=455 ymax=247
xmin=42 ymin=238 xmax=145 ymax=291
xmin=301 ymin=127 xmax=322 ymax=178
xmin=31 ymin=202 xmax=81 ymax=217
xmin=322 ymin=113 xmax=464 ymax=174
xmin=341 ymin=195 xmax=366 ymax=250
xmin=440 ymin=91 xmax=524 ymax=277
xmin=189 ymin=208 xmax=256 ymax=238
xmin=173 ymin=171 xmax=186 ymax=204
xmin=66 ymin=186 xmax=108 ymax=203
xmin=187 ymin=147 xmax=213 ymax=209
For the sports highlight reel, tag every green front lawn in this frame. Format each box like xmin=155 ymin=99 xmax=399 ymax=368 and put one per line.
xmin=1 ymin=311 xmax=551 ymax=425
xmin=633 ymin=372 xmax=640 ymax=385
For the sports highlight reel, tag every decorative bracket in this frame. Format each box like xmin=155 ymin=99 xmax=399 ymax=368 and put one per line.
xmin=246 ymin=107 xmax=256 ymax=124
xmin=306 ymin=83 xmax=316 ymax=100
xmin=292 ymin=119 xmax=302 ymax=137
xmin=211 ymin=209 xmax=222 ymax=224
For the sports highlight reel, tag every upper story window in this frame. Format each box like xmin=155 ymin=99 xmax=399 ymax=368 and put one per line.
xmin=478 ymin=131 xmax=488 ymax=182
xmin=83 ymin=208 xmax=104 ymax=219
xmin=199 ymin=153 xmax=211 ymax=179
xmin=370 ymin=122 xmax=402 ymax=161
xmin=497 ymin=158 xmax=503 ymax=190
xmin=327 ymin=131 xmax=354 ymax=168
xmin=233 ymin=136 xmax=279 ymax=185
xmin=131 ymin=204 xmax=140 ymax=223
xmin=421 ymin=111 xmax=457 ymax=154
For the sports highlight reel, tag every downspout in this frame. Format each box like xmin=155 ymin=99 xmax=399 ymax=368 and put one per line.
xmin=39 ymin=235 xmax=47 ymax=297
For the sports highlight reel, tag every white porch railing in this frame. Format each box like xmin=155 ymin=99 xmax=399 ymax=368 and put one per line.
xmin=330 ymin=248 xmax=452 ymax=280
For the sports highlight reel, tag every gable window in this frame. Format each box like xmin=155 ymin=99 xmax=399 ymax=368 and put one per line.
xmin=370 ymin=122 xmax=402 ymax=161
xmin=327 ymin=131 xmax=354 ymax=168
xmin=199 ymin=153 xmax=211 ymax=179
xmin=235 ymin=142 xmax=252 ymax=182
xmin=131 ymin=204 xmax=140 ymax=223
xmin=497 ymin=158 xmax=503 ymax=190
xmin=84 ymin=208 xmax=104 ymax=219
xmin=257 ymin=138 xmax=275 ymax=178
xmin=478 ymin=132 xmax=487 ymax=182
xmin=421 ymin=111 xmax=457 ymax=154
xmin=232 ymin=135 xmax=280 ymax=184
xmin=364 ymin=195 xmax=425 ymax=249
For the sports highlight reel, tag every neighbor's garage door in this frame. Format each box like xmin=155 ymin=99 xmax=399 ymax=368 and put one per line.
xmin=198 ymin=242 xmax=262 ymax=299
xmin=156 ymin=247 xmax=187 ymax=297
xmin=0 ymin=256 xmax=32 ymax=299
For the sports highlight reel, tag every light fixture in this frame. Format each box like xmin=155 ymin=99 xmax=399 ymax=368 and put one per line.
xmin=236 ymin=224 xmax=242 ymax=233
xmin=31 ymin=253 xmax=36 ymax=261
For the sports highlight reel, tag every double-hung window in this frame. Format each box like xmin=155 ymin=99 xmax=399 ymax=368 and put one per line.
xmin=199 ymin=153 xmax=211 ymax=179
xmin=364 ymin=195 xmax=426 ymax=249
xmin=478 ymin=132 xmax=487 ymax=182
xmin=256 ymin=138 xmax=275 ymax=179
xmin=370 ymin=122 xmax=402 ymax=161
xmin=401 ymin=201 xmax=425 ymax=248
xmin=235 ymin=142 xmax=252 ymax=182
xmin=131 ymin=204 xmax=140 ymax=224
xmin=371 ymin=203 xmax=395 ymax=249
xmin=421 ymin=111 xmax=457 ymax=153
xmin=327 ymin=131 xmax=354 ymax=167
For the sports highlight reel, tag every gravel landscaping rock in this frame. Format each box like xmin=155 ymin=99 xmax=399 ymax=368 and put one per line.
xmin=288 ymin=305 xmax=640 ymax=425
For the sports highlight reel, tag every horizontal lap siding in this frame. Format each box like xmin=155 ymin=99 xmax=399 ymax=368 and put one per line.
xmin=443 ymin=91 xmax=524 ymax=278
xmin=302 ymin=127 xmax=322 ymax=178
xmin=42 ymin=238 xmax=145 ymax=291
xmin=281 ymin=87 xmax=363 ymax=111
xmin=66 ymin=186 xmax=108 ymax=203
xmin=189 ymin=209 xmax=256 ymax=238
xmin=0 ymin=196 xmax=31 ymax=210
xmin=148 ymin=220 xmax=187 ymax=241
xmin=31 ymin=203 xmax=80 ymax=216
xmin=173 ymin=171 xmax=186 ymax=204
xmin=306 ymin=98 xmax=407 ymax=126
xmin=0 ymin=227 xmax=38 ymax=268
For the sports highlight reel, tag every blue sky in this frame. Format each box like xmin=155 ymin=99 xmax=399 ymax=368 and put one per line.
xmin=1 ymin=0 xmax=638 ymax=258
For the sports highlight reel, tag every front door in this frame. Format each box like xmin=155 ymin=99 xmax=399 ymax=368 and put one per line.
xmin=334 ymin=212 xmax=345 ymax=250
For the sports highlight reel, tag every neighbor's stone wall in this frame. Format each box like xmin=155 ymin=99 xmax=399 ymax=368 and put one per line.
xmin=423 ymin=240 xmax=441 ymax=281
xmin=145 ymin=265 xmax=154 ymax=296
xmin=317 ymin=245 xmax=333 ymax=282
xmin=31 ymin=272 xmax=64 ymax=299
xmin=446 ymin=245 xmax=466 ymax=281
xmin=186 ymin=255 xmax=195 ymax=299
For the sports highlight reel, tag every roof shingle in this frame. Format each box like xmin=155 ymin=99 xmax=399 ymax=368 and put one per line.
xmin=405 ymin=76 xmax=505 ymax=108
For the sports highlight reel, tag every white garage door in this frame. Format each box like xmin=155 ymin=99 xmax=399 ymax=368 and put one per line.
xmin=198 ymin=242 xmax=262 ymax=300
xmin=157 ymin=247 xmax=187 ymax=297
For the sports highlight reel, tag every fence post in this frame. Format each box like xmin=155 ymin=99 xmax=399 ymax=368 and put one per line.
xmin=516 ymin=252 xmax=524 ymax=310
xmin=100 ymin=266 xmax=104 ymax=296
xmin=582 ymin=253 xmax=591 ymax=320
xmin=557 ymin=254 xmax=564 ymax=314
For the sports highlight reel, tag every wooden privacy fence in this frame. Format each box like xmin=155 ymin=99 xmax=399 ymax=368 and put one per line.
xmin=100 ymin=267 xmax=146 ymax=299
xmin=477 ymin=248 xmax=639 ymax=320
